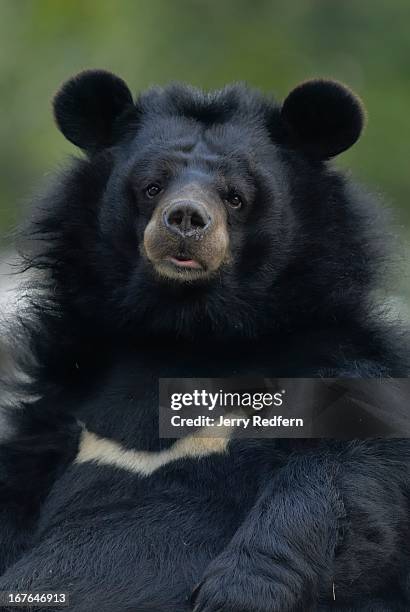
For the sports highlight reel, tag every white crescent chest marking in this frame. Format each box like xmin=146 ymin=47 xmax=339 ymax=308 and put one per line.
xmin=75 ymin=426 xmax=233 ymax=476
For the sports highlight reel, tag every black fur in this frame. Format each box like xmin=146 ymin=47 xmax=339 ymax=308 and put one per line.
xmin=0 ymin=71 xmax=409 ymax=611
xmin=280 ymin=79 xmax=365 ymax=159
xmin=53 ymin=70 xmax=134 ymax=153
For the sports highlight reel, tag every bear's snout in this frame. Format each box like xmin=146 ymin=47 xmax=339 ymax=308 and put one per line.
xmin=142 ymin=183 xmax=230 ymax=283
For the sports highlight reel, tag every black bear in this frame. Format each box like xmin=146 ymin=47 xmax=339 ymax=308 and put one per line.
xmin=0 ymin=70 xmax=409 ymax=611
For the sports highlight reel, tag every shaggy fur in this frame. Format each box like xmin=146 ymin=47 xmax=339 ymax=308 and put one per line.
xmin=0 ymin=70 xmax=409 ymax=611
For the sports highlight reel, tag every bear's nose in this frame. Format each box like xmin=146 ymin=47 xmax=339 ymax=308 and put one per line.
xmin=163 ymin=201 xmax=211 ymax=238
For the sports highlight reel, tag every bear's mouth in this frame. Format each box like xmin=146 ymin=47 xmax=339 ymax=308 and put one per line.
xmin=144 ymin=245 xmax=213 ymax=283
xmin=156 ymin=251 xmax=208 ymax=281
xmin=166 ymin=254 xmax=203 ymax=270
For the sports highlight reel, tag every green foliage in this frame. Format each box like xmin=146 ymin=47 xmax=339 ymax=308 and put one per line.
xmin=0 ymin=0 xmax=409 ymax=248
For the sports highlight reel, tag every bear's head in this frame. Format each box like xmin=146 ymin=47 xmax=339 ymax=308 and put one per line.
xmin=27 ymin=70 xmax=377 ymax=342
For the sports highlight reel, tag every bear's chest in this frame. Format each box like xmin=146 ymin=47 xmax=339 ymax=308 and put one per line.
xmin=72 ymin=345 xmax=253 ymax=451
xmin=36 ymin=436 xmax=277 ymax=551
xmin=71 ymin=339 xmax=322 ymax=451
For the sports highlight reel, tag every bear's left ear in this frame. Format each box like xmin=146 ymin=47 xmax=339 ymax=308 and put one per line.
xmin=280 ymin=79 xmax=366 ymax=159
xmin=53 ymin=70 xmax=134 ymax=154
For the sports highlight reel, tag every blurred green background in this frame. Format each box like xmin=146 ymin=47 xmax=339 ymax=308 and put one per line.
xmin=0 ymin=0 xmax=409 ymax=299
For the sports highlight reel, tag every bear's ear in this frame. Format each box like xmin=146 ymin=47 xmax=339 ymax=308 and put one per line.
xmin=280 ymin=79 xmax=366 ymax=159
xmin=53 ymin=70 xmax=134 ymax=154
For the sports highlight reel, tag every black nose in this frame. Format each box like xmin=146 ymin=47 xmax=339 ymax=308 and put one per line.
xmin=163 ymin=201 xmax=211 ymax=237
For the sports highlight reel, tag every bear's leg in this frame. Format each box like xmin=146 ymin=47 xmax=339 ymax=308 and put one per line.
xmin=0 ymin=506 xmax=35 ymax=577
xmin=0 ymin=402 xmax=80 ymax=575
xmin=192 ymin=442 xmax=409 ymax=612
xmin=191 ymin=455 xmax=342 ymax=612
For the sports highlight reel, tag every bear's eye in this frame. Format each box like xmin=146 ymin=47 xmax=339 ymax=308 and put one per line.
xmin=146 ymin=183 xmax=162 ymax=198
xmin=225 ymin=192 xmax=243 ymax=209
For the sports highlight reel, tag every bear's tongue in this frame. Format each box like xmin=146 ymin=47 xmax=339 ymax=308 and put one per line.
xmin=168 ymin=255 xmax=202 ymax=269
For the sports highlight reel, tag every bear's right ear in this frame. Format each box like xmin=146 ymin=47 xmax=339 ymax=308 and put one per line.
xmin=53 ymin=70 xmax=134 ymax=154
